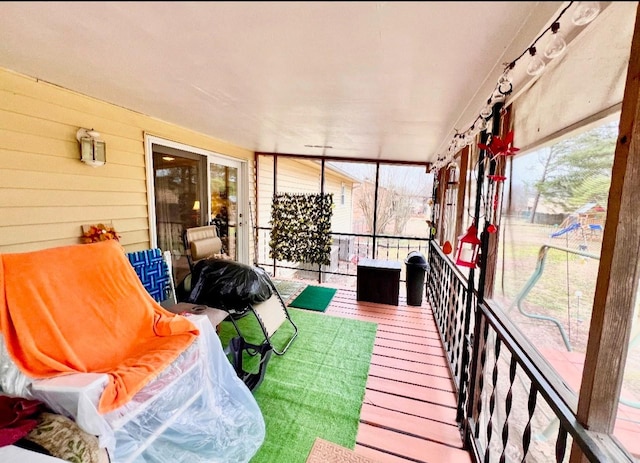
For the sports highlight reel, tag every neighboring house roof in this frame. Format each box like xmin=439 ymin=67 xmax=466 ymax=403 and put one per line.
xmin=319 ymin=161 xmax=362 ymax=184
xmin=574 ymin=203 xmax=605 ymax=214
xmin=286 ymin=159 xmax=356 ymax=185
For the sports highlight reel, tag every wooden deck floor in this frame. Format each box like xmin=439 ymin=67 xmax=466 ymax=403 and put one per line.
xmin=540 ymin=348 xmax=640 ymax=459
xmin=321 ymin=288 xmax=473 ymax=463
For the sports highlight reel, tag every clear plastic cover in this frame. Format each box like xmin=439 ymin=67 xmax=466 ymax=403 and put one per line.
xmin=1 ymin=315 xmax=265 ymax=463
xmin=0 ymin=334 xmax=32 ymax=396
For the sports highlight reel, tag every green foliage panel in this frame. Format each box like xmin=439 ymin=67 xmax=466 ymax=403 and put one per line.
xmin=269 ymin=193 xmax=334 ymax=265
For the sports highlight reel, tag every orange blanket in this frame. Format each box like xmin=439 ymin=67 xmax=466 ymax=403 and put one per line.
xmin=0 ymin=240 xmax=199 ymax=413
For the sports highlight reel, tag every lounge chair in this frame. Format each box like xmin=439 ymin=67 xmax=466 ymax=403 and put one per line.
xmin=0 ymin=240 xmax=265 ymax=463
xmin=182 ymin=225 xmax=299 ymax=390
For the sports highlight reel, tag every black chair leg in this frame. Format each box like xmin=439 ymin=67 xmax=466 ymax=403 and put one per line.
xmin=228 ymin=336 xmax=273 ymax=392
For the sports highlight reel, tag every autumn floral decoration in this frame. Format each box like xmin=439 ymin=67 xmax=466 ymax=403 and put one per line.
xmin=81 ymin=223 xmax=121 ymax=244
xmin=478 ymin=130 xmax=519 ymax=234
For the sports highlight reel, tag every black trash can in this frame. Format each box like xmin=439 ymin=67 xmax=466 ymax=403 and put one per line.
xmin=404 ymin=251 xmax=429 ymax=306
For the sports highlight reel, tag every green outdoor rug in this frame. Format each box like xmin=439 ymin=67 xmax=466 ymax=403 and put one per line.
xmin=288 ymin=285 xmax=338 ymax=312
xmin=217 ymin=308 xmax=377 ymax=463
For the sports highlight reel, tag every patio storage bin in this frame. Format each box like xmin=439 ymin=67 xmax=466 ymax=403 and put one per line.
xmin=357 ymin=258 xmax=401 ymax=306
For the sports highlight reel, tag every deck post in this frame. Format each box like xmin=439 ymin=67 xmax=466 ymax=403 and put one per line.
xmin=461 ymin=130 xmax=487 ymax=433
xmin=454 ymin=146 xmax=469 ymax=248
xmin=482 ymin=106 xmax=511 ymax=299
xmin=436 ymin=167 xmax=448 ymax=242
xmin=571 ymin=3 xmax=640 ymax=461
xmin=463 ymin=102 xmax=502 ymax=446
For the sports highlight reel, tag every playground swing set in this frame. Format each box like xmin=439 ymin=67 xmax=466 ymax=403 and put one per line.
xmin=549 ymin=202 xmax=606 ymax=251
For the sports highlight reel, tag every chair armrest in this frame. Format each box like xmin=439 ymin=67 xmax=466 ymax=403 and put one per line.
xmin=30 ymin=373 xmax=111 ymax=446
xmin=32 ymin=372 xmax=109 ymax=393
xmin=31 ymin=372 xmax=108 ymax=418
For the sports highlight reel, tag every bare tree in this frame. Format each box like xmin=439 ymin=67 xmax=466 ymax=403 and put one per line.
xmin=529 ymin=147 xmax=554 ymax=223
xmin=355 ymin=168 xmax=429 ymax=235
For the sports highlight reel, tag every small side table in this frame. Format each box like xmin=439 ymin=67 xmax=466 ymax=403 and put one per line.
xmin=357 ymin=258 xmax=401 ymax=306
xmin=166 ymin=302 xmax=228 ymax=333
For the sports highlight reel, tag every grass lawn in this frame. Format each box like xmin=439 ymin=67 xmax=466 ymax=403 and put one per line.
xmin=493 ymin=219 xmax=640 ymax=399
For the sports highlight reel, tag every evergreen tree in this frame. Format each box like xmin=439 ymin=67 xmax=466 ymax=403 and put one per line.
xmin=535 ymin=121 xmax=618 ymax=212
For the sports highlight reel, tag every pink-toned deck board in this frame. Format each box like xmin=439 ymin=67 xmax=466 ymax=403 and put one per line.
xmin=324 ymin=288 xmax=470 ymax=463
xmin=296 ymin=283 xmax=640 ymax=461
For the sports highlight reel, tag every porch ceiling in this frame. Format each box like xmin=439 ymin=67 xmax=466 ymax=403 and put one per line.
xmin=0 ymin=2 xmax=565 ymax=163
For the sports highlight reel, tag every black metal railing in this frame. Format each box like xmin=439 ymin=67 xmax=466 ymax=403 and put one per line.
xmin=426 ymin=241 xmax=467 ymax=382
xmin=426 ymin=241 xmax=631 ymax=463
xmin=426 ymin=240 xmax=476 ymax=422
xmin=466 ymin=300 xmax=614 ymax=462
xmin=255 ymin=226 xmax=430 ymax=285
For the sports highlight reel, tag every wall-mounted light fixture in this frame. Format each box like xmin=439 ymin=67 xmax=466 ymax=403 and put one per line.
xmin=77 ymin=128 xmax=106 ymax=167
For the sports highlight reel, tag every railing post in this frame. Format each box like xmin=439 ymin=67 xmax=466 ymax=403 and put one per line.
xmin=372 ymin=163 xmax=380 ymax=257
xmin=273 ymin=154 xmax=278 ymax=277
xmin=319 ymin=159 xmax=325 ymax=284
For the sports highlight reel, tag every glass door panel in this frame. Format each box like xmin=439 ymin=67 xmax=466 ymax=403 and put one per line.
xmin=152 ymin=151 xmax=206 ymax=284
xmin=210 ymin=163 xmax=239 ymax=260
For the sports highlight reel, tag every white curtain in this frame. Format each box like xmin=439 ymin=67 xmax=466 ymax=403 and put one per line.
xmin=512 ymin=2 xmax=636 ymax=151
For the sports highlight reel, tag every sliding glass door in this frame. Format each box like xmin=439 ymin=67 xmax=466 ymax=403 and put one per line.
xmin=147 ymin=137 xmax=245 ymax=285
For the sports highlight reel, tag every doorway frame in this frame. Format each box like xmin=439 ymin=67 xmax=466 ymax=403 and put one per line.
xmin=144 ymin=134 xmax=249 ymax=263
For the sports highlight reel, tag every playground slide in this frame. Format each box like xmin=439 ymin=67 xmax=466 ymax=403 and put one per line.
xmin=550 ymin=222 xmax=581 ymax=238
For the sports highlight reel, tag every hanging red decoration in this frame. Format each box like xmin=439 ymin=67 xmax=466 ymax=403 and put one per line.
xmin=455 ymin=223 xmax=482 ymax=268
xmin=478 ymin=131 xmax=517 ymax=232
xmin=478 ymin=130 xmax=520 ymax=158
xmin=442 ymin=241 xmax=453 ymax=255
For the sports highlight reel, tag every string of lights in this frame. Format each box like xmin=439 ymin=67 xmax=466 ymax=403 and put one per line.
xmin=432 ymin=1 xmax=602 ymax=172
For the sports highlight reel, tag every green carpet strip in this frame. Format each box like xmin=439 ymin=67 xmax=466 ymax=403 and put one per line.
xmin=218 ymin=308 xmax=377 ymax=463
xmin=288 ymin=285 xmax=338 ymax=312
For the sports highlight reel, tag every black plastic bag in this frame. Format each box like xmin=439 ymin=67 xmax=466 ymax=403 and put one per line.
xmin=187 ymin=259 xmax=273 ymax=312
